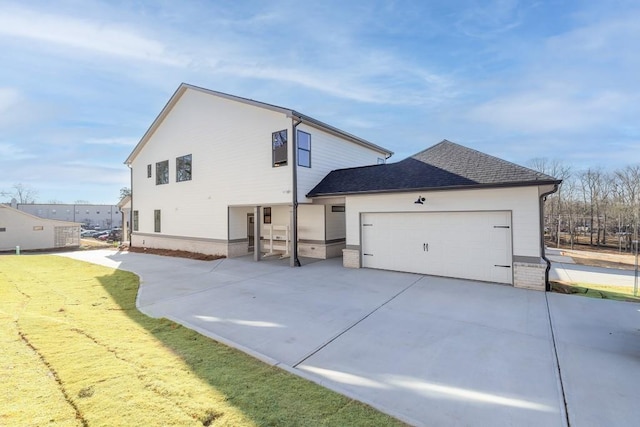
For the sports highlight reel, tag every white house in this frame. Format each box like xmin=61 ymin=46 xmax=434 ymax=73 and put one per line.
xmin=125 ymin=84 xmax=560 ymax=290
xmin=0 ymin=204 xmax=81 ymax=252
xmin=125 ymin=83 xmax=391 ymax=265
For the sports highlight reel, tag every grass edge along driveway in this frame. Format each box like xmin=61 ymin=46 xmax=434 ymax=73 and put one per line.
xmin=0 ymin=255 xmax=405 ymax=426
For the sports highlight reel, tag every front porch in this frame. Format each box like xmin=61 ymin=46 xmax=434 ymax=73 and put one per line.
xmin=227 ymin=202 xmax=346 ymax=262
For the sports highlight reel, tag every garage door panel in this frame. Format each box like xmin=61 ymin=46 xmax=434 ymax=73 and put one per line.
xmin=361 ymin=211 xmax=512 ymax=284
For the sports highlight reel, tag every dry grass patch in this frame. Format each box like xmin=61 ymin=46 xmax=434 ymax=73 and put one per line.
xmin=0 ymin=255 xmax=405 ymax=426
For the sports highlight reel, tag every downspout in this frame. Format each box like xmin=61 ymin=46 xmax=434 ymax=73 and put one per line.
xmin=291 ymin=117 xmax=302 ymax=267
xmin=128 ymin=164 xmax=133 ymax=247
xmin=540 ymin=183 xmax=559 ymax=291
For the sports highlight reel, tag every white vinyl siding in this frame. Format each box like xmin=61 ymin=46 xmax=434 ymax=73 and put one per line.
xmin=130 ymin=88 xmax=293 ymax=239
xmin=0 ymin=206 xmax=80 ymax=251
xmin=295 ymin=123 xmax=389 ymax=203
xmin=298 ymin=205 xmax=324 ymax=241
xmin=325 ymin=204 xmax=346 ymax=241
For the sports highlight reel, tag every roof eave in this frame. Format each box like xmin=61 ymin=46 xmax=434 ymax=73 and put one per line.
xmin=291 ymin=111 xmax=393 ymax=156
xmin=307 ymin=179 xmax=563 ymax=198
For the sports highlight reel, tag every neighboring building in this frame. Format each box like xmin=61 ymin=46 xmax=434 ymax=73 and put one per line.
xmin=13 ymin=202 xmax=123 ymax=229
xmin=125 ymin=83 xmax=560 ymax=291
xmin=0 ymin=204 xmax=81 ymax=251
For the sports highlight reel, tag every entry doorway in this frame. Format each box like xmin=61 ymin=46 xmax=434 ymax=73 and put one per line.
xmin=247 ymin=213 xmax=255 ymax=252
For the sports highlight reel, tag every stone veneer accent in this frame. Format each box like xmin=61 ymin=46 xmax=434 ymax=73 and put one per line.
xmin=342 ymin=248 xmax=361 ymax=268
xmin=513 ymin=260 xmax=547 ymax=291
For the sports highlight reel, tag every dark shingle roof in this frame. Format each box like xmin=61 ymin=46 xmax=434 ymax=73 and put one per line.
xmin=307 ymin=140 xmax=560 ymax=197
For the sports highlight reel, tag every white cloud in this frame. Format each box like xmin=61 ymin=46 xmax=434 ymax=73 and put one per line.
xmin=0 ymin=142 xmax=34 ymax=160
xmin=455 ymin=0 xmax=524 ymax=38
xmin=0 ymin=5 xmax=187 ymax=66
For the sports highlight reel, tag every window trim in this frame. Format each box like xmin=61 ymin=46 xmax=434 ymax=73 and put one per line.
xmin=176 ymin=154 xmax=192 ymax=182
xmin=297 ymin=130 xmax=311 ymax=168
xmin=156 ymin=160 xmax=169 ymax=185
xmin=331 ymin=205 xmax=345 ymax=213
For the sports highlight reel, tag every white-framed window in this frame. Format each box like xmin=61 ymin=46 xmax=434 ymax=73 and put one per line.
xmin=176 ymin=154 xmax=192 ymax=182
xmin=297 ymin=131 xmax=311 ymax=168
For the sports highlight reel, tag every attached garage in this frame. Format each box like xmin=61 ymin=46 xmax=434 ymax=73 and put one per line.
xmin=361 ymin=211 xmax=513 ymax=284
xmin=307 ymin=140 xmax=562 ymax=291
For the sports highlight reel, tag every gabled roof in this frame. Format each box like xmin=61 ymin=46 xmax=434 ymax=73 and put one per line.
xmin=307 ymin=140 xmax=561 ymax=197
xmin=125 ymin=83 xmax=392 ymax=165
xmin=0 ymin=204 xmax=82 ymax=226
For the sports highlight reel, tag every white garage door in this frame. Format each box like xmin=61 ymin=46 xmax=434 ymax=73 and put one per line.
xmin=361 ymin=211 xmax=513 ymax=284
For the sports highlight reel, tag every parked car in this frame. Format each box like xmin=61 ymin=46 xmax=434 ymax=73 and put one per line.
xmin=81 ymin=229 xmax=94 ymax=237
xmin=94 ymin=231 xmax=110 ymax=240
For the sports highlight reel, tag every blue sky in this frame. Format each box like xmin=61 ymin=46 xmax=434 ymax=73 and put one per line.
xmin=0 ymin=0 xmax=638 ymax=204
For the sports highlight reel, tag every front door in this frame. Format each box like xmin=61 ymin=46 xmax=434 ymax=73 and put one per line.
xmin=247 ymin=213 xmax=255 ymax=252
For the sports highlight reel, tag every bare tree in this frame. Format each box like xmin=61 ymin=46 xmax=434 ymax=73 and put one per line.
xmin=614 ymin=165 xmax=640 ymax=252
xmin=1 ymin=183 xmax=38 ymax=204
xmin=120 ymin=187 xmax=131 ymax=199
xmin=529 ymin=158 xmax=571 ymax=247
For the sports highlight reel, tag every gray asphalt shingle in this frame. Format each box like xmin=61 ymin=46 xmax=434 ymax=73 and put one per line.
xmin=307 ymin=140 xmax=559 ymax=197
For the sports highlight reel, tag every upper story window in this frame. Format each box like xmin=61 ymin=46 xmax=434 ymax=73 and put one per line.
xmin=156 ymin=160 xmax=169 ymax=185
xmin=297 ymin=131 xmax=311 ymax=168
xmin=147 ymin=164 xmax=152 ymax=178
xmin=176 ymin=154 xmax=192 ymax=182
xmin=272 ymin=130 xmax=288 ymax=167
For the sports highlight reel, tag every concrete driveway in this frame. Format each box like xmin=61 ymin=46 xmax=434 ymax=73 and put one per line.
xmin=59 ymin=250 xmax=640 ymax=427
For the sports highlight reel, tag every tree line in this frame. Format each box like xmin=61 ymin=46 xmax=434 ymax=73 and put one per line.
xmin=531 ymin=159 xmax=640 ymax=252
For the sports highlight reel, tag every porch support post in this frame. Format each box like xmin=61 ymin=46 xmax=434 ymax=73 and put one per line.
xmin=253 ymin=205 xmax=261 ymax=262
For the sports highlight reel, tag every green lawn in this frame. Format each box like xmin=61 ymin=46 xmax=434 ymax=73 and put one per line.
xmin=0 ymin=255 xmax=405 ymax=426
xmin=551 ymin=281 xmax=640 ymax=302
